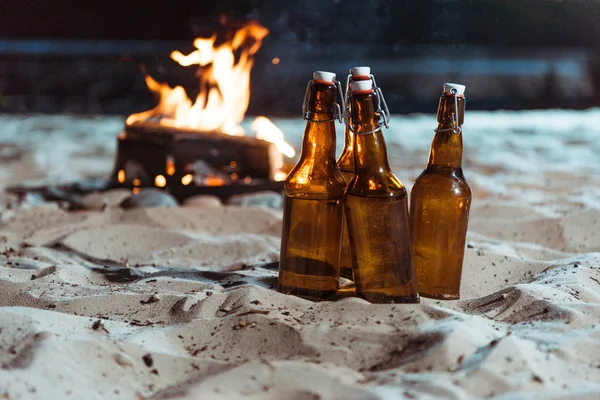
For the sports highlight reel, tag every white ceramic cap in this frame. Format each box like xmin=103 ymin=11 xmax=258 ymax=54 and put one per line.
xmin=313 ymin=71 xmax=336 ymax=82
xmin=444 ymin=83 xmax=466 ymax=95
xmin=350 ymin=66 xmax=370 ymax=76
xmin=349 ymin=80 xmax=373 ymax=92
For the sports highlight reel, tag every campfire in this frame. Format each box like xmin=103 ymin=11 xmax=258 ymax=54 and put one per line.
xmin=110 ymin=21 xmax=294 ymax=200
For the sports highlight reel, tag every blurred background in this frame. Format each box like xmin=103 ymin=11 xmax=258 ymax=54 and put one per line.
xmin=1 ymin=0 xmax=599 ymax=116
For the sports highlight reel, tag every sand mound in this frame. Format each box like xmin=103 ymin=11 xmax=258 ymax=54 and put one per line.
xmin=1 ymin=113 xmax=600 ymax=399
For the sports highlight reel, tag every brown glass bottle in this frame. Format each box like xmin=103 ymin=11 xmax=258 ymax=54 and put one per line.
xmin=409 ymin=83 xmax=472 ymax=300
xmin=337 ymin=67 xmax=372 ymax=281
xmin=345 ymin=80 xmax=419 ymax=304
xmin=278 ymin=71 xmax=346 ymax=299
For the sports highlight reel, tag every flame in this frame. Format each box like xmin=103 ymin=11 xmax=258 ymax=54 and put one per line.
xmin=251 ymin=116 xmax=294 ymax=181
xmin=127 ymin=21 xmax=295 ymax=169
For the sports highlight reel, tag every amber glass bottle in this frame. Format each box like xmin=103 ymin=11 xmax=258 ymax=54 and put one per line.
xmin=345 ymin=80 xmax=419 ymax=304
xmin=337 ymin=66 xmax=372 ymax=281
xmin=409 ymin=83 xmax=472 ymax=300
xmin=278 ymin=71 xmax=346 ymax=299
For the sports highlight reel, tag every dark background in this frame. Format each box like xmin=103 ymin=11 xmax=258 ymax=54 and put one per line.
xmin=1 ymin=0 xmax=600 ymax=115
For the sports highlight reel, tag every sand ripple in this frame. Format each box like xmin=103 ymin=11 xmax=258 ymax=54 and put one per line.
xmin=1 ymin=114 xmax=600 ymax=399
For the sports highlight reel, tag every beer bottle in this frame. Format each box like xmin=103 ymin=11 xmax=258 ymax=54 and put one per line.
xmin=409 ymin=83 xmax=472 ymax=300
xmin=337 ymin=66 xmax=372 ymax=281
xmin=278 ymin=71 xmax=346 ymax=299
xmin=345 ymin=79 xmax=419 ymax=304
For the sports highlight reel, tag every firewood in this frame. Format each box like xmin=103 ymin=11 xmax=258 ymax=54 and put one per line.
xmin=110 ymin=122 xmax=276 ymax=189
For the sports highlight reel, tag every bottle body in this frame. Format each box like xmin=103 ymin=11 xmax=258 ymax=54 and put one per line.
xmin=344 ymin=86 xmax=419 ymax=303
xmin=346 ymin=189 xmax=418 ymax=303
xmin=278 ymin=76 xmax=346 ymax=299
xmin=410 ymin=165 xmax=471 ymax=299
xmin=410 ymin=88 xmax=471 ymax=300
xmin=279 ymin=193 xmax=344 ymax=298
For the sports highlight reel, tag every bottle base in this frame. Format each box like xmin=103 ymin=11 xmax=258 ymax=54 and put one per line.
xmin=277 ymin=285 xmax=338 ymax=301
xmin=419 ymin=292 xmax=459 ymax=300
xmin=357 ymin=291 xmax=420 ymax=304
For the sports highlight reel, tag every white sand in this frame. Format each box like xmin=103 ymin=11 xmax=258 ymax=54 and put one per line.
xmin=0 ymin=112 xmax=599 ymax=399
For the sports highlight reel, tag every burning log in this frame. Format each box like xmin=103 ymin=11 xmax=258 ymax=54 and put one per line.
xmin=111 ymin=122 xmax=278 ymax=189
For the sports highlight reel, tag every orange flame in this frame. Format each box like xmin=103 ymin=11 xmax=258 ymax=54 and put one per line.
xmin=127 ymin=21 xmax=295 ymax=169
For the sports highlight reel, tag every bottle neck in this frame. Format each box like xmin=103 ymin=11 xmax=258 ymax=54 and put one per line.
xmin=429 ymin=94 xmax=465 ymax=168
xmin=428 ymin=128 xmax=463 ymax=168
xmin=351 ymin=90 xmax=392 ymax=174
xmin=338 ymin=75 xmax=371 ymax=172
xmin=354 ymin=128 xmax=391 ymax=174
xmin=301 ymin=115 xmax=337 ymax=163
xmin=300 ymin=80 xmax=338 ymax=163
xmin=336 ymin=124 xmax=354 ymax=172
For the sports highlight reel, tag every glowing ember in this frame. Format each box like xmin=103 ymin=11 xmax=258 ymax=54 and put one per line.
xmin=126 ymin=20 xmax=294 ymax=182
xmin=154 ymin=175 xmax=167 ymax=187
xmin=166 ymin=156 xmax=176 ymax=176
xmin=181 ymin=174 xmax=193 ymax=186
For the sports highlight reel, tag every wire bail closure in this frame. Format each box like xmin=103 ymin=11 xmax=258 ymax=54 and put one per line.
xmin=434 ymin=88 xmax=462 ymax=135
xmin=302 ymin=79 xmax=345 ymax=123
xmin=345 ymin=73 xmax=391 ymax=134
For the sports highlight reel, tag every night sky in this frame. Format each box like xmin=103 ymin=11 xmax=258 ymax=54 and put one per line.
xmin=1 ymin=0 xmax=599 ymax=114
xmin=1 ymin=0 xmax=600 ymax=48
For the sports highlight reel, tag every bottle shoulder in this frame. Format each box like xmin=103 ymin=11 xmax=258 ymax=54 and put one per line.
xmin=336 ymin=151 xmax=354 ymax=172
xmin=411 ymin=166 xmax=471 ymax=197
xmin=285 ymin=159 xmax=346 ymax=198
xmin=347 ymin=170 xmax=407 ymax=198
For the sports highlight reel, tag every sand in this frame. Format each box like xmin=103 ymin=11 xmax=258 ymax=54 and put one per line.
xmin=0 ymin=112 xmax=599 ymax=399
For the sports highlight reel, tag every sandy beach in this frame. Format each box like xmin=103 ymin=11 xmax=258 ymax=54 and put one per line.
xmin=0 ymin=112 xmax=599 ymax=399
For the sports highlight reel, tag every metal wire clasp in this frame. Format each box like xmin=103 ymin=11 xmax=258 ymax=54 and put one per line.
xmin=434 ymin=88 xmax=462 ymax=135
xmin=345 ymin=73 xmax=391 ymax=134
xmin=334 ymin=79 xmax=344 ymax=123
xmin=302 ymin=79 xmax=345 ymax=123
xmin=370 ymin=74 xmax=391 ymax=129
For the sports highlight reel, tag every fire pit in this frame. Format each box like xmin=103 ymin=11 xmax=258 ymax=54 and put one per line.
xmin=108 ymin=20 xmax=294 ymax=202
xmin=110 ymin=121 xmax=286 ymax=202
